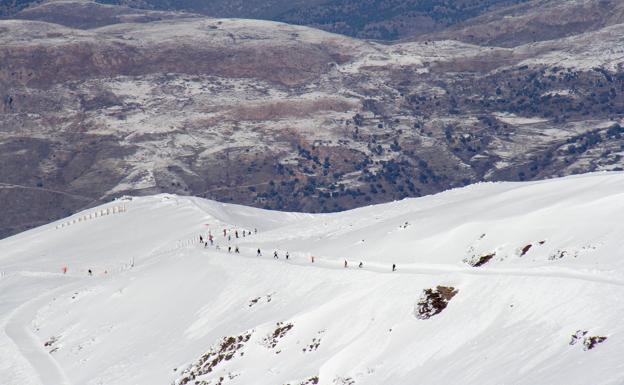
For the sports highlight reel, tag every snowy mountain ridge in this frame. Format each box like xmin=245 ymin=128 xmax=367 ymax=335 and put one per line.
xmin=1 ymin=172 xmax=624 ymax=385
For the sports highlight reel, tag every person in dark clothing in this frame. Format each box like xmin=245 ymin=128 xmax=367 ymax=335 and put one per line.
xmin=359 ymin=262 xmax=363 ymax=268
xmin=257 ymin=248 xmax=262 ymax=256
xmin=392 ymin=264 xmax=396 ymax=271
xmin=235 ymin=230 xmax=239 ymax=238
xmin=235 ymin=246 xmax=240 ymax=253
xmin=199 ymin=235 xmax=203 ymax=243
xmin=286 ymin=252 xmax=289 ymax=260
xmin=344 ymin=260 xmax=348 ymax=268
xmin=228 ymin=246 xmax=232 ymax=253
xmin=273 ymin=251 xmax=278 ymax=259
xmin=88 ymin=269 xmax=93 ymax=276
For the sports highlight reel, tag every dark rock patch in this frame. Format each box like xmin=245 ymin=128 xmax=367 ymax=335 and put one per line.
xmin=570 ymin=330 xmax=608 ymax=351
xmin=468 ymin=252 xmax=496 ymax=267
xmin=263 ymin=322 xmax=294 ymax=350
xmin=415 ymin=285 xmax=458 ymax=320
xmin=176 ymin=330 xmax=252 ymax=385
xmin=520 ymin=244 xmax=532 ymax=256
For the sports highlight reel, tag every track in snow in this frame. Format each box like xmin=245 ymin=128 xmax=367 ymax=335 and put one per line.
xmin=5 ymin=279 xmax=78 ymax=385
xmin=188 ymin=243 xmax=624 ymax=287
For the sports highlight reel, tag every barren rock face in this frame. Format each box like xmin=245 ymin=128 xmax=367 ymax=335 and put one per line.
xmin=415 ymin=286 xmax=458 ymax=319
xmin=1 ymin=1 xmax=624 ymax=238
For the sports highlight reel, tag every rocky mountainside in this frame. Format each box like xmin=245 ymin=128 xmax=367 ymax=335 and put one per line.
xmin=1 ymin=0 xmax=623 ymax=238
xmin=423 ymin=0 xmax=624 ymax=47
xmin=264 ymin=0 xmax=529 ymax=40
xmin=84 ymin=0 xmax=530 ymax=40
xmin=0 ymin=0 xmax=37 ymax=17
xmin=0 ymin=0 xmax=544 ymax=41
xmin=8 ymin=0 xmax=195 ymax=28
xmin=4 ymin=0 xmax=624 ymax=43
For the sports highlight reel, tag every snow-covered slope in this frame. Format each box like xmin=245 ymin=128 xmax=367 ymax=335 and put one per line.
xmin=1 ymin=172 xmax=624 ymax=385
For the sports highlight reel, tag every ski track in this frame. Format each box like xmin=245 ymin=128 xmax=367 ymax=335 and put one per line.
xmin=5 ymin=279 xmax=79 ymax=385
xmin=180 ymin=195 xmax=624 ymax=287
xmin=183 ymin=243 xmax=624 ymax=287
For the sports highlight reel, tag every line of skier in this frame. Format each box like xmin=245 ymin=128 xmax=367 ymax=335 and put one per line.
xmin=200 ymin=232 xmax=398 ymax=272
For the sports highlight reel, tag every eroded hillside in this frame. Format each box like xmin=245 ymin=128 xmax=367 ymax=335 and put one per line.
xmin=0 ymin=0 xmax=623 ymax=237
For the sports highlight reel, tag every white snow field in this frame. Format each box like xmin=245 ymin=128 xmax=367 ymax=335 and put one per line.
xmin=1 ymin=172 xmax=624 ymax=385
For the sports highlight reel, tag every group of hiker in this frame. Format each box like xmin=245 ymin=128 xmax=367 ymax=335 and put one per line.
xmin=200 ymin=229 xmax=398 ymax=272
xmin=65 ymin=225 xmax=397 ymax=278
xmin=200 ymin=227 xmax=259 ymax=248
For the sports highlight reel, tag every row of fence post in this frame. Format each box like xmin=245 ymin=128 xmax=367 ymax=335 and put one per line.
xmin=56 ymin=205 xmax=127 ymax=229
